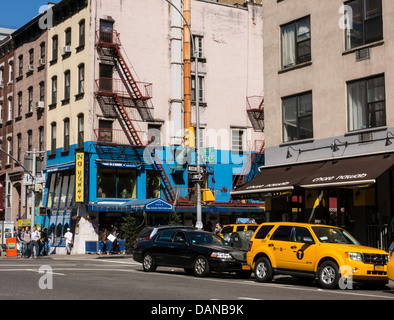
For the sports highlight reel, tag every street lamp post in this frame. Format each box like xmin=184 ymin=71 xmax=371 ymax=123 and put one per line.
xmin=165 ymin=0 xmax=202 ymax=229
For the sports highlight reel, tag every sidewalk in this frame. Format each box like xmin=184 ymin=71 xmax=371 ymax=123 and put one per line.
xmin=0 ymin=253 xmax=134 ymax=260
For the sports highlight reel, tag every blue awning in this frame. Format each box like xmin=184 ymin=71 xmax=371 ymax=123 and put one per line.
xmin=88 ymin=198 xmax=173 ymax=213
xmin=43 ymin=162 xmax=75 ymax=173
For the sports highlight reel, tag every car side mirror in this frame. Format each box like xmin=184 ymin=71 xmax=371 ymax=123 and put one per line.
xmin=303 ymin=236 xmax=314 ymax=244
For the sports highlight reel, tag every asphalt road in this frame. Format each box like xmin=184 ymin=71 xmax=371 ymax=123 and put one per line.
xmin=1 ymin=255 xmax=394 ymax=304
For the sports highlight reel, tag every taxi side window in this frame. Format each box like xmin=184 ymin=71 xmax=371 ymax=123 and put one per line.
xmin=292 ymin=227 xmax=314 ymax=243
xmin=254 ymin=225 xmax=274 ymax=239
xmin=271 ymin=226 xmax=292 ymax=241
xmin=236 ymin=226 xmax=244 ymax=232
xmin=221 ymin=226 xmax=233 ymax=234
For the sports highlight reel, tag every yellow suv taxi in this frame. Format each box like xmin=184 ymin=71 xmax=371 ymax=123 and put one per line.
xmin=247 ymin=222 xmax=389 ymax=289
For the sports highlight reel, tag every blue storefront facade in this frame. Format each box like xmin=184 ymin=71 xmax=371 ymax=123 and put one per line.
xmin=38 ymin=139 xmax=264 ymax=252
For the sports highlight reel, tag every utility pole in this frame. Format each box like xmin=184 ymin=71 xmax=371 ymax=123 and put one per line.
xmin=26 ymin=149 xmax=45 ymax=229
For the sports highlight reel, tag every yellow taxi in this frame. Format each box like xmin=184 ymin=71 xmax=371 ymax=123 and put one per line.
xmin=388 ymin=245 xmax=394 ymax=281
xmin=219 ymin=224 xmax=259 ymax=239
xmin=247 ymin=222 xmax=389 ymax=289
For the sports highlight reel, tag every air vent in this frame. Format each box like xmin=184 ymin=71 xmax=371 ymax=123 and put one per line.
xmin=359 ymin=132 xmax=372 ymax=144
xmin=356 ymin=47 xmax=370 ymax=62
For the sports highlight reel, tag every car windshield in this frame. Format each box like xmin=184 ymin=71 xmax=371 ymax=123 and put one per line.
xmin=189 ymin=232 xmax=224 ymax=246
xmin=312 ymin=227 xmax=360 ymax=245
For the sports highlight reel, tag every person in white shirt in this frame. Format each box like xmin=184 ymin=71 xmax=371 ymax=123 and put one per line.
xmin=31 ymin=226 xmax=41 ymax=258
xmin=64 ymin=228 xmax=73 ymax=255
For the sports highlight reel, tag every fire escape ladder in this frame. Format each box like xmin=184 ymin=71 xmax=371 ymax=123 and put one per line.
xmin=151 ymin=148 xmax=176 ymax=203
xmin=247 ymin=96 xmax=265 ymax=132
xmin=112 ymin=95 xmax=143 ymax=146
xmin=112 ymin=45 xmax=145 ymax=101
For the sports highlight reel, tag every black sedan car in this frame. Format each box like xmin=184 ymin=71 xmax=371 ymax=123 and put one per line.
xmin=133 ymin=228 xmax=251 ymax=278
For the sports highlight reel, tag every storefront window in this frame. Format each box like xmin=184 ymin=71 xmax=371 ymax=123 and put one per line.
xmin=47 ymin=173 xmax=57 ymax=208
xmin=146 ymin=171 xmax=161 ymax=199
xmin=97 ymin=168 xmax=136 ymax=199
xmin=67 ymin=173 xmax=75 ymax=207
xmin=59 ymin=174 xmax=70 ymax=209
xmin=52 ymin=174 xmax=62 ymax=208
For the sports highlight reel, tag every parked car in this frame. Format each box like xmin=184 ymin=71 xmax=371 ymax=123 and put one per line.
xmin=388 ymin=255 xmax=394 ymax=281
xmin=136 ymin=225 xmax=196 ymax=243
xmin=133 ymin=228 xmax=251 ymax=278
xmin=247 ymin=222 xmax=389 ymax=289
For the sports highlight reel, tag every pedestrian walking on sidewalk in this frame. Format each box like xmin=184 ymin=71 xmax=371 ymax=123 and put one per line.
xmin=31 ymin=226 xmax=41 ymax=258
xmin=22 ymin=227 xmax=32 ymax=258
xmin=100 ymin=228 xmax=108 ymax=255
xmin=64 ymin=228 xmax=73 ymax=255
xmin=40 ymin=227 xmax=49 ymax=256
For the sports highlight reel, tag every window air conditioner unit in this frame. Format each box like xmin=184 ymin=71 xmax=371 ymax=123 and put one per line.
xmin=35 ymin=101 xmax=44 ymax=110
xmin=63 ymin=46 xmax=72 ymax=53
xmin=39 ymin=58 xmax=46 ymax=65
xmin=28 ymin=64 xmax=34 ymax=71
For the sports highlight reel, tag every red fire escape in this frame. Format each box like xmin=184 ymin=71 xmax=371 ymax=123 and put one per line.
xmin=95 ymin=28 xmax=189 ymax=205
xmin=232 ymin=96 xmax=265 ymax=189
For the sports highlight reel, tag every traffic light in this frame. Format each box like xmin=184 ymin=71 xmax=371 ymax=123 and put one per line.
xmin=38 ymin=206 xmax=47 ymax=216
xmin=184 ymin=126 xmax=195 ymax=148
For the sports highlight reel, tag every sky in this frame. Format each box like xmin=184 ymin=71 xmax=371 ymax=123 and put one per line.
xmin=0 ymin=0 xmax=60 ymax=29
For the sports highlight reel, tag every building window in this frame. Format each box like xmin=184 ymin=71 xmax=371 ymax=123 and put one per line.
xmin=77 ymin=113 xmax=84 ymax=149
xmin=17 ymin=134 xmax=22 ymax=162
xmin=191 ymin=75 xmax=204 ymax=103
xmin=281 ymin=16 xmax=311 ymax=69
xmin=28 ymin=87 xmax=33 ymax=113
xmin=79 ymin=20 xmax=85 ymax=47
xmin=64 ymin=70 xmax=70 ymax=101
xmin=29 ymin=49 xmax=34 ymax=67
xmin=146 ymin=171 xmax=161 ymax=199
xmin=78 ymin=64 xmax=84 ymax=94
xmin=17 ymin=92 xmax=22 ymax=117
xmin=39 ymin=81 xmax=45 ymax=102
xmin=7 ymin=137 xmax=12 ymax=165
xmin=52 ymin=35 xmax=58 ymax=61
xmin=18 ymin=55 xmax=23 ymax=77
xmin=40 ymin=42 xmax=46 ymax=59
xmin=51 ymin=122 xmax=56 ymax=154
xmin=63 ymin=118 xmax=70 ymax=152
xmin=51 ymin=76 xmax=57 ymax=105
xmin=27 ymin=130 xmax=32 ymax=151
xmin=231 ymin=128 xmax=245 ymax=152
xmin=148 ymin=124 xmax=161 ymax=145
xmin=192 ymin=35 xmax=204 ymax=58
xmin=97 ymin=168 xmax=137 ymax=199
xmin=348 ymin=74 xmax=385 ymax=131
xmin=7 ymin=97 xmax=12 ymax=121
xmin=39 ymin=126 xmax=44 ymax=152
xmin=345 ymin=0 xmax=383 ymax=50
xmin=65 ymin=28 xmax=72 ymax=47
xmin=98 ymin=119 xmax=112 ymax=143
xmin=282 ymin=92 xmax=313 ymax=142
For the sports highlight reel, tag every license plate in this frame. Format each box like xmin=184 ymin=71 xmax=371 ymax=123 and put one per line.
xmin=374 ymin=265 xmax=384 ymax=271
xmin=242 ymin=265 xmax=251 ymax=270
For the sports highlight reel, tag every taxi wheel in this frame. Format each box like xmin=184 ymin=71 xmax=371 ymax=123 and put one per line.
xmin=254 ymin=257 xmax=273 ymax=283
xmin=142 ymin=252 xmax=157 ymax=272
xmin=193 ymin=256 xmax=210 ymax=277
xmin=317 ymin=261 xmax=340 ymax=289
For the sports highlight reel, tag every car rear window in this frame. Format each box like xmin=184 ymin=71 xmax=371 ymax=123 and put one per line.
xmin=137 ymin=227 xmax=154 ymax=238
xmin=254 ymin=225 xmax=274 ymax=239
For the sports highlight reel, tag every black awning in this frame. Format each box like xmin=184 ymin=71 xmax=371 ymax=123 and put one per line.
xmin=231 ymin=161 xmax=325 ymax=199
xmin=299 ymin=153 xmax=394 ymax=189
xmin=231 ymin=153 xmax=394 ymax=200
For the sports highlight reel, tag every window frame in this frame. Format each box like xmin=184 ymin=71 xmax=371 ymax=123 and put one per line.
xmin=347 ymin=73 xmax=386 ymax=131
xmin=282 ymin=91 xmax=314 ymax=143
xmin=281 ymin=15 xmax=311 ymax=69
